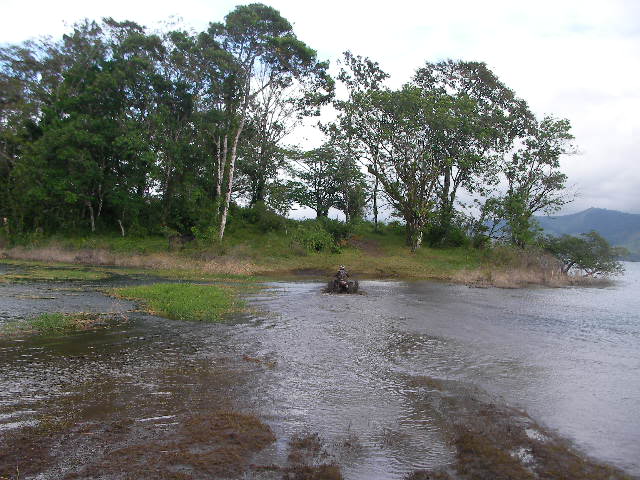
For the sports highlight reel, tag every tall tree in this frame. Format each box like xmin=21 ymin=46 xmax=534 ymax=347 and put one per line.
xmin=336 ymin=76 xmax=463 ymax=250
xmin=412 ymin=60 xmax=533 ymax=244
xmin=290 ymin=145 xmax=342 ymax=218
xmin=483 ymin=116 xmax=575 ymax=247
xmin=333 ymin=51 xmax=389 ymax=230
xmin=209 ymin=3 xmax=332 ymax=239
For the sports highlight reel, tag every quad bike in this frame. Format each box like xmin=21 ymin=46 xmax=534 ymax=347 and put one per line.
xmin=327 ymin=277 xmax=359 ymax=294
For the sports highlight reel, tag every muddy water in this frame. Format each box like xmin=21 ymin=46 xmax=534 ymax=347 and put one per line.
xmin=1 ymin=263 xmax=639 ymax=478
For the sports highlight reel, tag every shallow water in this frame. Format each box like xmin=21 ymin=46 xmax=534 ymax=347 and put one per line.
xmin=1 ymin=263 xmax=639 ymax=478
xmin=242 ymin=265 xmax=640 ymax=477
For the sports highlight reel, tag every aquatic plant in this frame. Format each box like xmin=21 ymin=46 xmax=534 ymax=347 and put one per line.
xmin=111 ymin=282 xmax=241 ymax=322
xmin=1 ymin=312 xmax=110 ymax=336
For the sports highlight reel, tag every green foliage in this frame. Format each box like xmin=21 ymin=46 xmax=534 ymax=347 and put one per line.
xmin=0 ymin=8 xmax=330 ymax=241
xmin=482 ymin=116 xmax=574 ymax=248
xmin=191 ymin=225 xmax=219 ymax=245
xmin=318 ymin=217 xmax=353 ymax=243
xmin=112 ymin=282 xmax=238 ymax=321
xmin=27 ymin=313 xmax=76 ymax=333
xmin=1 ymin=312 xmax=105 ymax=336
xmin=424 ymin=224 xmax=471 ymax=248
xmin=237 ymin=202 xmax=288 ymax=233
xmin=290 ymin=144 xmax=367 ymax=219
xmin=0 ymin=10 xmax=573 ymax=254
xmin=544 ymin=231 xmax=625 ymax=276
xmin=292 ymin=222 xmax=336 ymax=252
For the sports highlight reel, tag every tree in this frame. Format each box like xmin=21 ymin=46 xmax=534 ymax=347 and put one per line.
xmin=332 ymin=51 xmax=389 ymax=230
xmin=290 ymin=145 xmax=342 ymax=218
xmin=412 ymin=60 xmax=533 ymax=244
xmin=545 ymin=231 xmax=625 ymax=276
xmin=336 ymin=77 xmax=467 ymax=250
xmin=498 ymin=116 xmax=575 ymax=247
xmin=236 ymin=49 xmax=331 ymax=210
xmin=209 ymin=3 xmax=332 ymax=239
xmin=333 ymin=156 xmax=368 ymax=223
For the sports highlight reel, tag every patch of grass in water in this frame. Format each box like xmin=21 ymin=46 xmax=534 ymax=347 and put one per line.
xmin=111 ymin=283 xmax=241 ymax=322
xmin=2 ymin=267 xmax=111 ymax=282
xmin=1 ymin=312 xmax=109 ymax=336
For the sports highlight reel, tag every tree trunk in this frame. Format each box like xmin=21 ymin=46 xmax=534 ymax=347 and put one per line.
xmin=373 ymin=175 xmax=379 ymax=231
xmin=117 ymin=219 xmax=125 ymax=237
xmin=436 ymin=167 xmax=452 ymax=242
xmin=86 ymin=201 xmax=95 ymax=233
xmin=372 ymin=150 xmax=380 ymax=231
xmin=406 ymin=217 xmax=424 ymax=252
xmin=219 ymin=121 xmax=245 ymax=241
xmin=215 ymin=135 xmax=227 ymax=199
xmin=97 ymin=184 xmax=103 ymax=218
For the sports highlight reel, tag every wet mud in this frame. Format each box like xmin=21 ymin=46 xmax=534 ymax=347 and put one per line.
xmin=1 ymin=264 xmax=639 ymax=479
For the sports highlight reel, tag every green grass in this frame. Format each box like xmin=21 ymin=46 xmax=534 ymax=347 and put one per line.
xmin=111 ymin=283 xmax=241 ymax=322
xmin=0 ymin=267 xmax=111 ymax=282
xmin=0 ymin=219 xmax=496 ymax=281
xmin=1 ymin=312 xmax=105 ymax=336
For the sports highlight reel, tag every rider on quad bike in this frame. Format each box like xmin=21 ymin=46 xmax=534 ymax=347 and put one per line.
xmin=335 ymin=265 xmax=350 ymax=292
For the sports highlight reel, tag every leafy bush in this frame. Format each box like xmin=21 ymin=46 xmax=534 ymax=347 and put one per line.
xmin=424 ymin=223 xmax=471 ymax=248
xmin=544 ymin=231 xmax=625 ymax=276
xmin=318 ymin=217 xmax=353 ymax=243
xmin=292 ymin=222 xmax=336 ymax=252
xmin=191 ymin=225 xmax=218 ymax=245
xmin=242 ymin=202 xmax=288 ymax=232
xmin=381 ymin=220 xmax=405 ymax=236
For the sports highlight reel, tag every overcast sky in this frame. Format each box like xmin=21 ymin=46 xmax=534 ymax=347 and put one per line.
xmin=2 ymin=0 xmax=639 ymax=214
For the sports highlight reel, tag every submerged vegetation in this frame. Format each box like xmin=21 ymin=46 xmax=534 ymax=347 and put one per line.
xmin=111 ymin=282 xmax=241 ymax=322
xmin=0 ymin=266 xmax=112 ymax=282
xmin=1 ymin=312 xmax=120 ymax=336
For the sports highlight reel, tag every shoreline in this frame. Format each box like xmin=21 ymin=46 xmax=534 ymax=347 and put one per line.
xmin=0 ymin=244 xmax=614 ymax=289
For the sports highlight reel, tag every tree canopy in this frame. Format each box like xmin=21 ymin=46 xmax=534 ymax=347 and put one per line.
xmin=1 ymin=9 xmax=579 ymax=259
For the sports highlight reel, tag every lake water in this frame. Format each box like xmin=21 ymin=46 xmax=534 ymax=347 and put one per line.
xmin=1 ymin=263 xmax=638 ymax=478
xmin=243 ymin=263 xmax=640 ymax=477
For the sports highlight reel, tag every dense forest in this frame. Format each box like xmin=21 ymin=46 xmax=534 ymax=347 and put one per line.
xmin=0 ymin=3 xmax=576 ymax=251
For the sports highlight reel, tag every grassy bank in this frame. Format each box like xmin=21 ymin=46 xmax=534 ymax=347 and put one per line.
xmin=111 ymin=283 xmax=242 ymax=322
xmin=1 ymin=312 xmax=119 ymax=336
xmin=0 ymin=220 xmax=591 ymax=287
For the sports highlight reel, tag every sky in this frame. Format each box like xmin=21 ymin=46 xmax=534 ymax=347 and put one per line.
xmin=2 ymin=0 xmax=639 ymax=215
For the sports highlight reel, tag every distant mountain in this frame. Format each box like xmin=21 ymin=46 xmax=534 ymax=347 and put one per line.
xmin=534 ymin=208 xmax=640 ymax=260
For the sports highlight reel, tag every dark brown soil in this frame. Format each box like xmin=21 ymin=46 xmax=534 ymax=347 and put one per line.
xmin=347 ymin=236 xmax=383 ymax=255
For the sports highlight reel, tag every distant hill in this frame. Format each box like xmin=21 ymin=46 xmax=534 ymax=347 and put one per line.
xmin=534 ymin=208 xmax=640 ymax=260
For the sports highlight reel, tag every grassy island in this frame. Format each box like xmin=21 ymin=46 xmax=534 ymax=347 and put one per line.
xmin=111 ymin=283 xmax=241 ymax=322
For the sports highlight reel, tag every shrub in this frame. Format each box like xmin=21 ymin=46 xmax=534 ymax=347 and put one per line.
xmin=544 ymin=231 xmax=625 ymax=276
xmin=292 ymin=222 xmax=335 ymax=252
xmin=246 ymin=202 xmax=288 ymax=232
xmin=191 ymin=225 xmax=218 ymax=245
xmin=318 ymin=217 xmax=353 ymax=243
xmin=424 ymin=224 xmax=471 ymax=248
